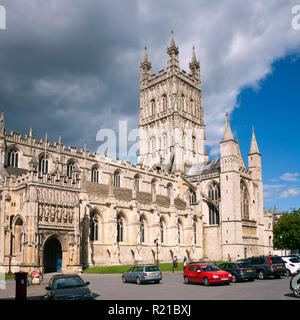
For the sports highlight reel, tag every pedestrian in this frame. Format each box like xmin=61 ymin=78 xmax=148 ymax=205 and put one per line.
xmin=183 ymin=256 xmax=187 ymax=271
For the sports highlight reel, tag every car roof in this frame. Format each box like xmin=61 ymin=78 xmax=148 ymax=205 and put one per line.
xmin=50 ymin=273 xmax=81 ymax=280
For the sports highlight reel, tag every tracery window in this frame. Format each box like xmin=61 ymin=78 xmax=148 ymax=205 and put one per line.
xmin=67 ymin=160 xmax=76 ymax=178
xmin=90 ymin=211 xmax=99 ymax=241
xmin=8 ymin=148 xmax=19 ymax=168
xmin=208 ymin=183 xmax=220 ymax=225
xmin=91 ymin=166 xmax=99 ymax=183
xmin=117 ymin=214 xmax=124 ymax=242
xmin=114 ymin=171 xmax=120 ymax=187
xmin=241 ymin=180 xmax=250 ymax=220
xmin=39 ymin=154 xmax=48 ymax=174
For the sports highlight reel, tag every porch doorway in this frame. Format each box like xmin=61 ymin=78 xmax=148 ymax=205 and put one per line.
xmin=43 ymin=237 xmax=62 ymax=273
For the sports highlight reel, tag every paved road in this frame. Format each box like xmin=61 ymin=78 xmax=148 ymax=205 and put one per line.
xmin=0 ymin=272 xmax=297 ymax=300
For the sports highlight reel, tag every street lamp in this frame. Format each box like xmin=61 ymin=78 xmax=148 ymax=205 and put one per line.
xmin=154 ymin=238 xmax=159 ymax=266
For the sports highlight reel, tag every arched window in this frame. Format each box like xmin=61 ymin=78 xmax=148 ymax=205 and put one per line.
xmin=151 ymin=99 xmax=156 ymax=116
xmin=167 ymin=183 xmax=172 ymax=198
xmin=39 ymin=154 xmax=48 ymax=174
xmin=8 ymin=148 xmax=19 ymax=168
xmin=160 ymin=219 xmax=164 ymax=244
xmin=178 ymin=221 xmax=183 ymax=244
xmin=90 ymin=210 xmax=99 ymax=241
xmin=190 ymin=189 xmax=197 ymax=205
xmin=151 ymin=179 xmax=156 ymax=195
xmin=67 ymin=160 xmax=76 ymax=178
xmin=193 ymin=217 xmax=197 ymax=245
xmin=113 ymin=171 xmax=120 ymax=187
xmin=91 ymin=166 xmax=99 ymax=183
xmin=117 ymin=214 xmax=124 ymax=242
xmin=162 ymin=94 xmax=167 ymax=111
xmin=13 ymin=217 xmax=24 ymax=254
xmin=140 ymin=216 xmax=145 ymax=243
xmin=241 ymin=180 xmax=250 ymax=220
xmin=134 ymin=175 xmax=140 ymax=192
xmin=208 ymin=183 xmax=220 ymax=225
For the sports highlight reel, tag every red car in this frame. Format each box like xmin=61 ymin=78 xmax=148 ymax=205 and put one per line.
xmin=184 ymin=263 xmax=232 ymax=286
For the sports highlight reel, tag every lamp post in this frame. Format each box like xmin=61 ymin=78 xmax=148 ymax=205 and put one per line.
xmin=154 ymin=238 xmax=159 ymax=266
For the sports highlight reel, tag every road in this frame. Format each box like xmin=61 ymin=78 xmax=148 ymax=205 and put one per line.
xmin=0 ymin=272 xmax=297 ymax=300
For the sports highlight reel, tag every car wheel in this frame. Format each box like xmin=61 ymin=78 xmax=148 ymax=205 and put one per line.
xmin=294 ymin=288 xmax=300 ymax=298
xmin=231 ymin=274 xmax=237 ymax=283
xmin=122 ymin=276 xmax=127 ymax=283
xmin=184 ymin=276 xmax=190 ymax=284
xmin=155 ymin=280 xmax=160 ymax=284
xmin=136 ymin=277 xmax=141 ymax=285
xmin=203 ymin=277 xmax=210 ymax=286
xmin=258 ymin=270 xmax=265 ymax=280
xmin=285 ymin=269 xmax=291 ymax=277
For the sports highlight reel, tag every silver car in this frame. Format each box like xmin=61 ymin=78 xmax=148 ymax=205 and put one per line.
xmin=122 ymin=265 xmax=162 ymax=284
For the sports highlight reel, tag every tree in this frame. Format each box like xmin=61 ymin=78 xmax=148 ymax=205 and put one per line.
xmin=273 ymin=208 xmax=300 ymax=250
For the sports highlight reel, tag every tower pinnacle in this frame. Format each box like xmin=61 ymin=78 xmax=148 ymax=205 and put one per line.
xmin=223 ymin=112 xmax=234 ymax=141
xmin=249 ymin=126 xmax=260 ymax=154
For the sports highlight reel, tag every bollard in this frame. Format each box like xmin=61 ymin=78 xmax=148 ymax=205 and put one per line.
xmin=15 ymin=272 xmax=28 ymax=300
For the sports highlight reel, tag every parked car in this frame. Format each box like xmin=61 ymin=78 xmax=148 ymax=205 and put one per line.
xmin=290 ymin=268 xmax=300 ymax=298
xmin=244 ymin=256 xmax=286 ymax=280
xmin=42 ymin=274 xmax=94 ymax=300
xmin=183 ymin=263 xmax=232 ymax=286
xmin=122 ymin=265 xmax=162 ymax=284
xmin=281 ymin=257 xmax=300 ymax=276
xmin=218 ymin=262 xmax=256 ymax=283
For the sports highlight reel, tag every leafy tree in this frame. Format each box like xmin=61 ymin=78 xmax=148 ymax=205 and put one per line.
xmin=273 ymin=208 xmax=300 ymax=250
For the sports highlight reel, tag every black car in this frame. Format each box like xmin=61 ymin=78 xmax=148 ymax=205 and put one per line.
xmin=244 ymin=256 xmax=286 ymax=280
xmin=42 ymin=274 xmax=94 ymax=300
xmin=218 ymin=262 xmax=256 ymax=283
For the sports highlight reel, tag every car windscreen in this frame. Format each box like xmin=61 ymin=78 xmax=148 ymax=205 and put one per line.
xmin=201 ymin=265 xmax=221 ymax=272
xmin=53 ymin=276 xmax=85 ymax=290
xmin=145 ymin=266 xmax=160 ymax=272
xmin=270 ymin=256 xmax=284 ymax=264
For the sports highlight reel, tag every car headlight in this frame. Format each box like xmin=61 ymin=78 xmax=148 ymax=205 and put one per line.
xmin=213 ymin=275 xmax=219 ymax=279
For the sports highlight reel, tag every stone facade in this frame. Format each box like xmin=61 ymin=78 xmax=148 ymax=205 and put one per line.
xmin=0 ymin=32 xmax=273 ymax=273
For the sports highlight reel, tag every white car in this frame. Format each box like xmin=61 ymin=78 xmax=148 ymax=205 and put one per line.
xmin=281 ymin=256 xmax=300 ymax=276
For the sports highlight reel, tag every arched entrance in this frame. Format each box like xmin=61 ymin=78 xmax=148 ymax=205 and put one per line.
xmin=43 ymin=237 xmax=62 ymax=273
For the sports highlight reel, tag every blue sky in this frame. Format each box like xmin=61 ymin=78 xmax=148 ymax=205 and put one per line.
xmin=229 ymin=55 xmax=300 ymax=212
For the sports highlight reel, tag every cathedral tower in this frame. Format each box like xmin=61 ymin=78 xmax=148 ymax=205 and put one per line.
xmin=138 ymin=32 xmax=208 ymax=172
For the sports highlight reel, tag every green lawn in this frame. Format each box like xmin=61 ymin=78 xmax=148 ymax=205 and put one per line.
xmin=83 ymin=261 xmax=226 ymax=274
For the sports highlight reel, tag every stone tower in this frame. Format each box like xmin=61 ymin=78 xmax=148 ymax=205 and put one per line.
xmin=138 ymin=31 xmax=208 ymax=173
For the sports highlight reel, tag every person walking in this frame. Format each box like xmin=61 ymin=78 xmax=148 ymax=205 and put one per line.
xmin=183 ymin=256 xmax=187 ymax=271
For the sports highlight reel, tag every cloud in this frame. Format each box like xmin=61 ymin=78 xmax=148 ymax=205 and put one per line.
xmin=279 ymin=188 xmax=300 ymax=199
xmin=263 ymin=184 xmax=286 ymax=198
xmin=1 ymin=0 xmax=300 ymax=158
xmin=279 ymin=172 xmax=299 ymax=182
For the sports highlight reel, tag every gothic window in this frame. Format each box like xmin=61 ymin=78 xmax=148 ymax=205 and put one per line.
xmin=192 ymin=135 xmax=196 ymax=154
xmin=162 ymin=94 xmax=167 ymax=111
xmin=151 ymin=99 xmax=156 ymax=116
xmin=193 ymin=217 xmax=197 ymax=245
xmin=241 ymin=180 xmax=250 ymax=220
xmin=160 ymin=219 xmax=164 ymax=244
xmin=67 ymin=160 xmax=76 ymax=178
xmin=151 ymin=179 xmax=156 ymax=195
xmin=140 ymin=216 xmax=145 ymax=243
xmin=39 ymin=154 xmax=48 ymax=174
xmin=208 ymin=183 xmax=220 ymax=225
xmin=190 ymin=189 xmax=197 ymax=205
xmin=13 ymin=217 xmax=24 ymax=254
xmin=91 ymin=166 xmax=99 ymax=183
xmin=117 ymin=214 xmax=124 ymax=242
xmin=113 ymin=171 xmax=120 ymax=187
xmin=90 ymin=211 xmax=99 ymax=241
xmin=134 ymin=175 xmax=140 ymax=192
xmin=178 ymin=221 xmax=183 ymax=244
xmin=8 ymin=148 xmax=19 ymax=168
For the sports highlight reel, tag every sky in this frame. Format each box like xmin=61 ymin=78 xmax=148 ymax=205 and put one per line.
xmin=0 ymin=0 xmax=299 ymax=212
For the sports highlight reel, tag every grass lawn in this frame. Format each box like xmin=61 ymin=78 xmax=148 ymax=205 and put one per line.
xmin=83 ymin=261 xmax=226 ymax=274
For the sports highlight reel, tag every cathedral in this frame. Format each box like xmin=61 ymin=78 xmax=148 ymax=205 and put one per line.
xmin=0 ymin=32 xmax=273 ymax=273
